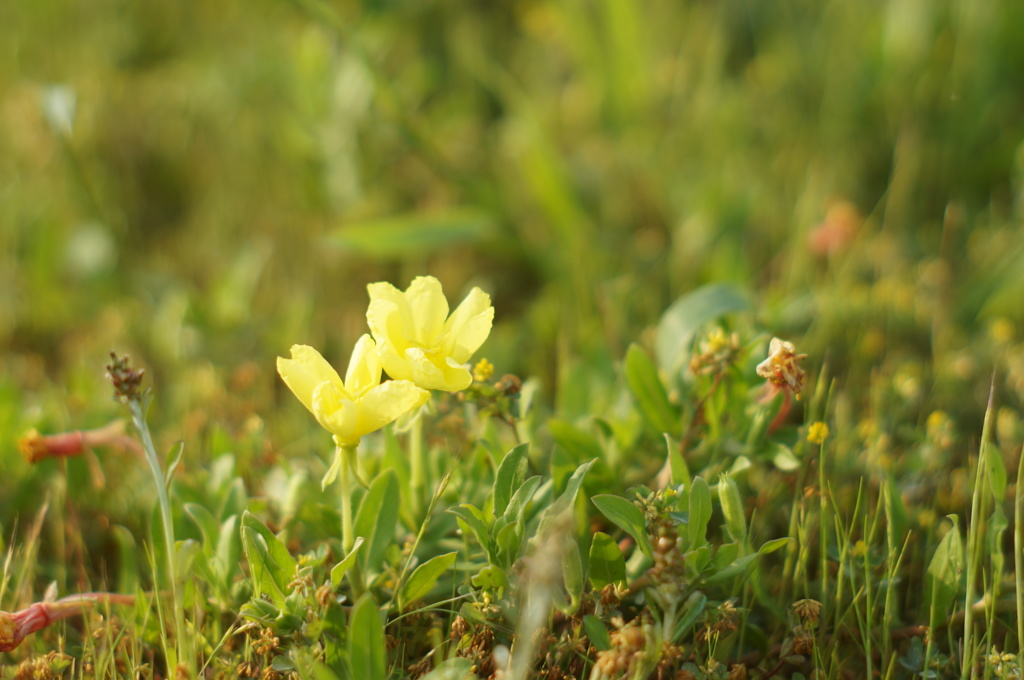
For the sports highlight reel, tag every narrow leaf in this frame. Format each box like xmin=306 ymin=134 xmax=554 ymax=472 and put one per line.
xmin=688 ymin=477 xmax=712 ymax=549
xmin=330 ymin=536 xmax=366 ymax=588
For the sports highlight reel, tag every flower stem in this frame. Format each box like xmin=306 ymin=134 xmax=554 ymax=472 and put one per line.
xmin=128 ymin=398 xmax=188 ymax=672
xmin=338 ymin=443 xmax=359 ymax=553
xmin=408 ymin=413 xmax=425 ymax=517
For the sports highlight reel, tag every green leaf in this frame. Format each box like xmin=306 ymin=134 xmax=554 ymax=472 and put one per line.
xmin=185 ymin=503 xmax=219 ymax=553
xmin=330 ymin=537 xmax=366 ymax=588
xmin=672 ymin=591 xmax=707 ymax=642
xmin=493 ymin=443 xmax=530 ymax=517
xmin=771 ymin=444 xmax=801 ymax=472
xmin=665 ymin=434 xmax=690 ymax=491
xmin=559 ymin=538 xmax=584 ymax=615
xmin=536 ymin=459 xmax=595 ymax=538
xmin=708 ymin=542 xmax=740 ymax=572
xmin=718 ymin=475 xmax=747 ymax=543
xmin=591 ymin=495 xmax=654 ymax=559
xmin=164 ymin=441 xmax=185 ymax=490
xmin=624 ymin=344 xmax=678 ymax=435
xmin=588 ymin=531 xmax=626 ymax=590
xmin=503 ymin=476 xmax=542 ymax=524
xmin=655 ymin=283 xmax=750 ymax=378
xmin=241 ymin=511 xmax=297 ymax=607
xmin=471 ymin=565 xmax=509 ymax=591
xmin=348 ymin=594 xmax=386 ymax=680
xmin=688 ymin=477 xmax=712 ymax=549
xmin=583 ymin=615 xmax=613 ymax=651
xmin=329 ymin=208 xmax=496 ymax=259
xmin=402 ymin=552 xmax=458 ymax=605
xmin=926 ymin=515 xmax=963 ymax=631
xmin=321 ymin=446 xmax=343 ymax=491
xmin=548 ymin=420 xmax=604 ymax=464
xmin=449 ymin=505 xmax=494 ymax=561
xmin=353 ymin=470 xmax=400 ymax=572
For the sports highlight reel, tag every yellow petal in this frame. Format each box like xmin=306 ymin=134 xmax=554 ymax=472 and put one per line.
xmin=354 ymin=380 xmax=430 ymax=436
xmin=366 ymin=297 xmax=412 ymax=356
xmin=402 ymin=348 xmax=472 ymax=391
xmin=344 ymin=334 xmax=381 ymax=396
xmin=442 ymin=287 xmax=493 ymax=362
xmin=314 ymin=382 xmax=361 ymax=444
xmin=404 ymin=276 xmax=449 ymax=344
xmin=277 ymin=345 xmax=344 ymax=414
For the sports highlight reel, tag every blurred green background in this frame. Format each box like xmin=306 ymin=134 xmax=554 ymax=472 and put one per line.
xmin=4 ymin=0 xmax=1024 ymax=477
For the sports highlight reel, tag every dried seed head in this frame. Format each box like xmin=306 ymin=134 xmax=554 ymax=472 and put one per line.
xmin=106 ymin=352 xmax=146 ymax=403
xmin=756 ymin=338 xmax=807 ymax=396
xmin=793 ymin=598 xmax=822 ymax=625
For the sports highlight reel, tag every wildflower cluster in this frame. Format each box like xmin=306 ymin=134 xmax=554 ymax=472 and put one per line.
xmin=277 ymin=275 xmax=493 ymax=446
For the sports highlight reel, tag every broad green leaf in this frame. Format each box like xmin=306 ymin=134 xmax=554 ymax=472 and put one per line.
xmin=718 ymin=475 xmax=747 ymax=543
xmin=591 ymin=495 xmax=654 ymax=559
xmin=493 ymin=443 xmax=530 ymax=517
xmin=402 ymin=552 xmax=458 ymax=605
xmin=583 ymin=615 xmax=612 ymax=651
xmin=655 ymin=283 xmax=750 ymax=378
xmin=348 ymin=594 xmax=386 ymax=680
xmin=589 ymin=532 xmax=626 ymax=590
xmin=926 ymin=515 xmax=963 ymax=631
xmin=704 ymin=553 xmax=760 ymax=584
xmin=688 ymin=477 xmax=712 ymax=549
xmin=241 ymin=511 xmax=297 ymax=607
xmin=330 ymin=536 xmax=366 ymax=588
xmin=329 ymin=208 xmax=496 ymax=258
xmin=353 ymin=470 xmax=400 ymax=572
xmin=624 ymin=344 xmax=678 ymax=435
xmin=494 ymin=520 xmax=523 ymax=568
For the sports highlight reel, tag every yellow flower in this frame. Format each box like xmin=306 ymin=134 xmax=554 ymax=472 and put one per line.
xmin=367 ymin=276 xmax=494 ymax=392
xmin=473 ymin=358 xmax=495 ymax=382
xmin=277 ymin=336 xmax=430 ymax=446
xmin=807 ymin=421 xmax=830 ymax=444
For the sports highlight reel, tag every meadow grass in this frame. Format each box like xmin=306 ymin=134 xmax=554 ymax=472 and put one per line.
xmin=2 ymin=0 xmax=1024 ymax=678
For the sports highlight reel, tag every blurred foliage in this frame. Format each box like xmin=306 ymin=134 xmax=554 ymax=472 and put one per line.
xmin=3 ymin=0 xmax=1024 ymax=589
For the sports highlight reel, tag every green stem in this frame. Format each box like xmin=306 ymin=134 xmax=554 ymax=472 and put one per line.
xmin=409 ymin=414 xmax=425 ymax=517
xmin=338 ymin=443 xmax=359 ymax=554
xmin=129 ymin=398 xmax=187 ymax=671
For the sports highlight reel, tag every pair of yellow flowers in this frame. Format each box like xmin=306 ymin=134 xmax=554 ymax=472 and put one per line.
xmin=277 ymin=276 xmax=494 ymax=446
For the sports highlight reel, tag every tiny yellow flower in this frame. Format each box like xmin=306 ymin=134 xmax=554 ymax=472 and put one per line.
xmin=367 ymin=276 xmax=494 ymax=392
xmin=473 ymin=357 xmax=495 ymax=382
xmin=276 ymin=336 xmax=430 ymax=446
xmin=807 ymin=421 xmax=830 ymax=445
